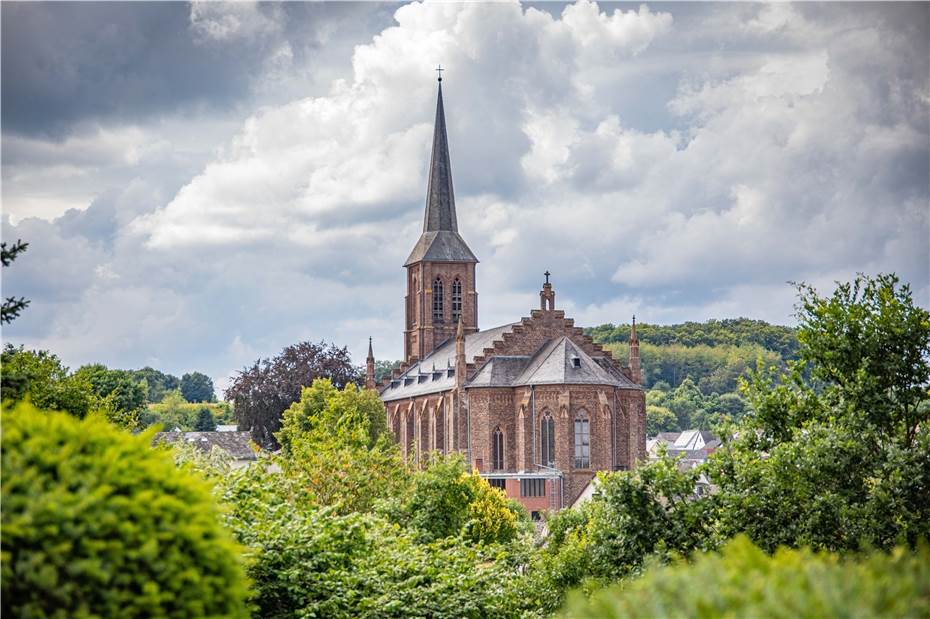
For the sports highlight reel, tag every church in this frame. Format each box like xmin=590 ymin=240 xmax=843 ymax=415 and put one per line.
xmin=365 ymin=77 xmax=646 ymax=514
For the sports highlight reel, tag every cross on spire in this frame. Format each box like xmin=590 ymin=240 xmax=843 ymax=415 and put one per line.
xmin=436 ymin=64 xmax=444 ymax=82
xmin=544 ymin=270 xmax=551 ymax=284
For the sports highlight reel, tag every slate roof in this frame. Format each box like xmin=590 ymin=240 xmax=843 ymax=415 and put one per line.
xmin=381 ymin=329 xmax=639 ymax=402
xmin=154 ymin=431 xmax=257 ymax=461
xmin=404 ymin=81 xmax=478 ymax=266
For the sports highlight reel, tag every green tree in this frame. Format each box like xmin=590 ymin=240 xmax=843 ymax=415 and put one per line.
xmin=646 ymin=404 xmax=678 ymax=435
xmin=180 ymin=371 xmax=215 ymax=403
xmin=559 ymin=535 xmax=930 ymax=619
xmin=1 ymin=402 xmax=249 ymax=618
xmin=133 ymin=366 xmax=180 ymax=403
xmin=74 ymin=363 xmax=147 ymax=429
xmin=374 ymin=359 xmax=403 ymax=383
xmin=709 ymin=273 xmax=930 ymax=552
xmin=1 ymin=239 xmax=30 ymax=324
xmin=0 ymin=345 xmax=95 ymax=417
xmin=276 ymin=379 xmax=407 ymax=514
xmin=194 ymin=406 xmax=217 ymax=431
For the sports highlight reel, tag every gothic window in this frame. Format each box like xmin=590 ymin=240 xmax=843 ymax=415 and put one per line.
xmin=492 ymin=426 xmax=504 ymax=471
xmin=574 ymin=411 xmax=590 ymax=469
xmin=452 ymin=277 xmax=463 ymax=323
xmin=432 ymin=277 xmax=444 ymax=323
xmin=540 ymin=412 xmax=555 ymax=468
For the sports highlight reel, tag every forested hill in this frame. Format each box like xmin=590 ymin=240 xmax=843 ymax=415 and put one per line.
xmin=587 ymin=318 xmax=798 ymax=360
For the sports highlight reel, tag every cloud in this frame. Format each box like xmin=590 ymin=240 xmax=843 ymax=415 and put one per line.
xmin=2 ymin=1 xmax=927 ymax=392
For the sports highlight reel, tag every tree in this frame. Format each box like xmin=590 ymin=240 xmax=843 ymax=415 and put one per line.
xmin=2 ymin=402 xmax=249 ymax=618
xmin=1 ymin=239 xmax=29 ymax=324
xmin=646 ymin=404 xmax=678 ymax=436
xmin=73 ymin=363 xmax=147 ymax=429
xmin=388 ymin=453 xmax=524 ymax=546
xmin=0 ymin=345 xmax=95 ymax=418
xmin=194 ymin=406 xmax=217 ymax=431
xmin=708 ymin=273 xmax=930 ymax=552
xmin=374 ymin=359 xmax=403 ymax=383
xmin=133 ymin=366 xmax=180 ymax=403
xmin=559 ymin=535 xmax=930 ymax=619
xmin=275 ymin=379 xmax=406 ymax=514
xmin=180 ymin=371 xmax=215 ymax=403
xmin=225 ymin=340 xmax=360 ymax=448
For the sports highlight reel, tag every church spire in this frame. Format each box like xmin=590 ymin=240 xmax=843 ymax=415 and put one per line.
xmin=365 ymin=337 xmax=376 ymax=390
xmin=424 ymin=78 xmax=457 ymax=233
xmin=404 ymin=74 xmax=477 ymax=266
xmin=629 ymin=315 xmax=641 ymax=385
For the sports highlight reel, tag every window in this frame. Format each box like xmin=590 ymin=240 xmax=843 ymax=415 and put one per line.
xmin=520 ymin=478 xmax=546 ymax=497
xmin=432 ymin=277 xmax=444 ymax=322
xmin=540 ymin=413 xmax=555 ymax=468
xmin=574 ymin=413 xmax=590 ymax=468
xmin=451 ymin=277 xmax=463 ymax=323
xmin=492 ymin=426 xmax=504 ymax=471
xmin=488 ymin=478 xmax=506 ymax=490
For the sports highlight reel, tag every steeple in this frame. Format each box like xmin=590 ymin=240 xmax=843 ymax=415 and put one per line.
xmin=404 ymin=76 xmax=478 ymax=266
xmin=629 ymin=315 xmax=641 ymax=384
xmin=403 ymin=71 xmax=480 ymax=364
xmin=365 ymin=337 xmax=376 ymax=390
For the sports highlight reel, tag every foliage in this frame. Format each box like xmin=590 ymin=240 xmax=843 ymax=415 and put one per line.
xmin=589 ymin=317 xmax=798 ymax=360
xmin=374 ymin=359 xmax=403 ymax=383
xmin=708 ymin=273 xmax=930 ymax=553
xmin=1 ymin=239 xmax=30 ymax=324
xmin=645 ymin=378 xmax=748 ymax=433
xmin=387 ymin=453 xmax=523 ymax=546
xmin=559 ymin=535 xmax=930 ymax=619
xmin=215 ymin=452 xmax=524 ymax=619
xmin=1 ymin=402 xmax=250 ymax=618
xmin=194 ymin=406 xmax=217 ymax=431
xmin=278 ymin=378 xmax=388 ymax=453
xmin=73 ymin=363 xmax=147 ymax=429
xmin=141 ymin=391 xmax=231 ymax=431
xmin=132 ymin=366 xmax=180 ymax=403
xmin=180 ymin=371 xmax=215 ymax=403
xmin=514 ymin=457 xmax=714 ymax=615
xmin=275 ymin=380 xmax=407 ymax=515
xmin=1 ymin=345 xmax=95 ymax=418
xmin=645 ymin=404 xmax=678 ymax=435
xmin=226 ymin=340 xmax=360 ymax=448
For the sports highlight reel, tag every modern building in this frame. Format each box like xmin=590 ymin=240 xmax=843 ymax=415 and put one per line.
xmin=368 ymin=77 xmax=646 ymax=514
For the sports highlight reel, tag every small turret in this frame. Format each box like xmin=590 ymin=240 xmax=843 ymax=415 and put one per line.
xmin=629 ymin=315 xmax=641 ymax=384
xmin=540 ymin=270 xmax=555 ymax=311
xmin=455 ymin=315 xmax=466 ymax=391
xmin=366 ymin=337 xmax=376 ymax=390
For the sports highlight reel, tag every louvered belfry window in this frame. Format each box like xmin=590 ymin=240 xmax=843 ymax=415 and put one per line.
xmin=432 ymin=277 xmax=444 ymax=322
xmin=451 ymin=277 xmax=463 ymax=323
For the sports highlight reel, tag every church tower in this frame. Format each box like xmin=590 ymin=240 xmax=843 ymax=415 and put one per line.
xmin=404 ymin=75 xmax=478 ymax=364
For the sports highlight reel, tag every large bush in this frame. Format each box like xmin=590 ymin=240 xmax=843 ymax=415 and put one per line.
xmin=1 ymin=403 xmax=250 ymax=618
xmin=559 ymin=535 xmax=930 ymax=619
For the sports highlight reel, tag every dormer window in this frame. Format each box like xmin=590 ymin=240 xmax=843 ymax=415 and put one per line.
xmin=571 ymin=355 xmax=581 ymax=368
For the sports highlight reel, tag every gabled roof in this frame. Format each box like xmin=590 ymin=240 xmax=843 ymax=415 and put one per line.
xmin=404 ymin=81 xmax=477 ymax=266
xmin=468 ymin=355 xmax=531 ymax=387
xmin=512 ymin=337 xmax=637 ymax=388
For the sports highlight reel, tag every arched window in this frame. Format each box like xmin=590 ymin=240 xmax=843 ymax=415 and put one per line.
xmin=492 ymin=426 xmax=504 ymax=471
xmin=432 ymin=277 xmax=444 ymax=323
xmin=574 ymin=411 xmax=590 ymax=469
xmin=451 ymin=278 xmax=463 ymax=323
xmin=540 ymin=412 xmax=555 ymax=468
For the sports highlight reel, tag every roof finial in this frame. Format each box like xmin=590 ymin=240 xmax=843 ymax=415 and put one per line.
xmin=436 ymin=64 xmax=444 ymax=82
xmin=544 ymin=270 xmax=551 ymax=285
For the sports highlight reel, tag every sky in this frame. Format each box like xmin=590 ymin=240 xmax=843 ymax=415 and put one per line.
xmin=2 ymin=1 xmax=928 ymax=394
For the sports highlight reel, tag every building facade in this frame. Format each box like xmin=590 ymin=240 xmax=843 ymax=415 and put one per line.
xmin=370 ymin=78 xmax=646 ymax=513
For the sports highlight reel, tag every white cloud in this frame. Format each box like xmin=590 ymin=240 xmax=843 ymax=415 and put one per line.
xmin=3 ymin=1 xmax=926 ymax=389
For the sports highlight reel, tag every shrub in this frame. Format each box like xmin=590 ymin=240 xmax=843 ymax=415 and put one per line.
xmin=1 ymin=402 xmax=250 ymax=618
xmin=559 ymin=535 xmax=930 ymax=619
